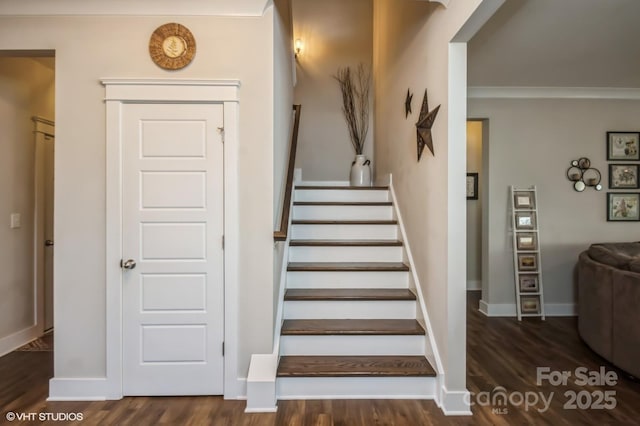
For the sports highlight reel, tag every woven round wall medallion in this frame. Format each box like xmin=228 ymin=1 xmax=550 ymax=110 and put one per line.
xmin=149 ymin=23 xmax=196 ymax=70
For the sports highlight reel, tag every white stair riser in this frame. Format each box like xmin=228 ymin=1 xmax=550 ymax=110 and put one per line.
xmin=295 ymin=189 xmax=389 ymax=203
xmin=291 ymin=224 xmax=398 ymax=240
xmin=279 ymin=335 xmax=424 ymax=356
xmin=277 ymin=376 xmax=436 ymax=399
xmin=293 ymin=205 xmax=393 ymax=221
xmin=289 ymin=246 xmax=403 ymax=263
xmin=283 ymin=300 xmax=415 ymax=319
xmin=286 ymin=271 xmax=409 ymax=289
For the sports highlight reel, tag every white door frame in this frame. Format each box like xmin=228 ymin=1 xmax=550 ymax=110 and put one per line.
xmin=103 ymin=79 xmax=241 ymax=399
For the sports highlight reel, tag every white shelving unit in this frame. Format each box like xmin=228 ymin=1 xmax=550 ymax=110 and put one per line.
xmin=510 ymin=186 xmax=546 ymax=321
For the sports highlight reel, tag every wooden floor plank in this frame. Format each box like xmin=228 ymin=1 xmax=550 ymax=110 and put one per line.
xmin=291 ymin=220 xmax=398 ymax=225
xmin=289 ymin=240 xmax=403 ymax=247
xmin=293 ymin=202 xmax=392 ymax=206
xmin=287 ymin=262 xmax=409 ymax=272
xmin=281 ymin=319 xmax=425 ymax=335
xmin=277 ymin=356 xmax=436 ymax=377
xmin=284 ymin=289 xmax=416 ymax=301
xmin=295 ymin=186 xmax=389 ymax=190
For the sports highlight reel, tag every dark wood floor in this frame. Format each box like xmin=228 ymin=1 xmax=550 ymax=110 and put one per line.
xmin=1 ymin=291 xmax=639 ymax=425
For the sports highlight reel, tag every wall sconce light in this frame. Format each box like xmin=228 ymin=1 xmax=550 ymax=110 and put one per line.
xmin=294 ymin=39 xmax=303 ymax=59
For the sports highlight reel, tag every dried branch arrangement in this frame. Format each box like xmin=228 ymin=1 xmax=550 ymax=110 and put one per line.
xmin=334 ymin=64 xmax=371 ymax=155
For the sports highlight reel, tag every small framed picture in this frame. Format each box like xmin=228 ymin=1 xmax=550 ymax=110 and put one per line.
xmin=515 ymin=212 xmax=536 ymax=230
xmin=514 ymin=191 xmax=535 ymax=209
xmin=607 ymin=192 xmax=640 ymax=221
xmin=517 ymin=253 xmax=538 ymax=271
xmin=521 ymin=296 xmax=541 ymax=314
xmin=519 ymin=275 xmax=539 ymax=293
xmin=467 ymin=173 xmax=479 ymax=200
xmin=607 ymin=132 xmax=640 ymax=161
xmin=516 ymin=232 xmax=537 ymax=250
xmin=609 ymin=164 xmax=639 ymax=189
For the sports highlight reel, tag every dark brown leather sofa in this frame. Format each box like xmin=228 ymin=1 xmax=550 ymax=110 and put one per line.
xmin=578 ymin=242 xmax=640 ymax=378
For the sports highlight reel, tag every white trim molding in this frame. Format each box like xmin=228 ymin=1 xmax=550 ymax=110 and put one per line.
xmin=468 ymin=86 xmax=640 ymax=100
xmin=479 ymin=300 xmax=576 ymax=317
xmin=0 ymin=0 xmax=271 ymax=17
xmin=438 ymin=384 xmax=472 ymax=416
xmin=0 ymin=325 xmax=40 ymax=358
xmin=48 ymin=379 xmax=108 ymax=401
xmin=98 ymin=78 xmax=241 ymax=401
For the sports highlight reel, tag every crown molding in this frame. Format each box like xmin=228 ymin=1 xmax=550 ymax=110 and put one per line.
xmin=468 ymin=86 xmax=640 ymax=100
xmin=0 ymin=0 xmax=271 ymax=17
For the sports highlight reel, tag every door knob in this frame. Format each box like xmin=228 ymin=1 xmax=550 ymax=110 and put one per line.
xmin=121 ymin=259 xmax=137 ymax=270
xmin=45 ymin=240 xmax=54 ymax=247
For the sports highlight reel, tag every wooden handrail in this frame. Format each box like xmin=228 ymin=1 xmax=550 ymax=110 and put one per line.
xmin=274 ymin=104 xmax=302 ymax=241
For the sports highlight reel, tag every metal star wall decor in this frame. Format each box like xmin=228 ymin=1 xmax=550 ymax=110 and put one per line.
xmin=405 ymin=89 xmax=413 ymax=118
xmin=415 ymin=89 xmax=440 ymax=161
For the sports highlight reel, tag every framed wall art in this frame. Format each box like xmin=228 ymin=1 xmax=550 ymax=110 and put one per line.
xmin=516 ymin=233 xmax=537 ymax=250
xmin=517 ymin=253 xmax=538 ymax=271
xmin=607 ymin=131 xmax=640 ymax=161
xmin=607 ymin=192 xmax=640 ymax=221
xmin=521 ymin=296 xmax=541 ymax=314
xmin=514 ymin=191 xmax=535 ymax=209
xmin=609 ymin=164 xmax=639 ymax=189
xmin=519 ymin=275 xmax=539 ymax=293
xmin=515 ymin=211 xmax=537 ymax=230
xmin=467 ymin=172 xmax=478 ymax=200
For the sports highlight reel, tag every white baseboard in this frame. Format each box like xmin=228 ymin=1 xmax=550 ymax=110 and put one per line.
xmin=479 ymin=301 xmax=577 ymax=317
xmin=438 ymin=386 xmax=472 ymax=416
xmin=0 ymin=325 xmax=40 ymax=357
xmin=466 ymin=280 xmax=481 ymax=290
xmin=48 ymin=378 xmax=109 ymax=401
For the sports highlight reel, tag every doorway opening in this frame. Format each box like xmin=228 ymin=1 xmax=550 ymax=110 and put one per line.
xmin=0 ymin=50 xmax=55 ymax=356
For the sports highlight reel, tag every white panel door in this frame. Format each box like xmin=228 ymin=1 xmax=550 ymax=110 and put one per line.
xmin=122 ymin=103 xmax=224 ymax=396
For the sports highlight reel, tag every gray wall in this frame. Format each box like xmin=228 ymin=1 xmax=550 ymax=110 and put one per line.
xmin=292 ymin=0 xmax=374 ymax=181
xmin=0 ymin=56 xmax=54 ymax=344
xmin=469 ymin=97 xmax=640 ymax=310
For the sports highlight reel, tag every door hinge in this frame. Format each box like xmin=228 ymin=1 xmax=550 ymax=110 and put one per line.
xmin=222 ymin=235 xmax=225 ymax=249
xmin=218 ymin=127 xmax=225 ymax=143
xmin=222 ymin=341 xmax=225 ymax=356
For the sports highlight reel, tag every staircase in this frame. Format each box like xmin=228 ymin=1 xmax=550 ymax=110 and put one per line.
xmin=276 ymin=184 xmax=436 ymax=400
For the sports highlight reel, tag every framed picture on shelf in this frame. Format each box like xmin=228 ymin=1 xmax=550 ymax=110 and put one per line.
xmin=516 ymin=233 xmax=537 ymax=250
xmin=609 ymin=164 xmax=639 ymax=189
xmin=467 ymin=173 xmax=479 ymax=200
xmin=515 ymin=211 xmax=537 ymax=230
xmin=607 ymin=131 xmax=640 ymax=161
xmin=517 ymin=253 xmax=538 ymax=271
xmin=514 ymin=191 xmax=535 ymax=209
xmin=607 ymin=192 xmax=640 ymax=221
xmin=519 ymin=275 xmax=539 ymax=292
xmin=521 ymin=296 xmax=541 ymax=314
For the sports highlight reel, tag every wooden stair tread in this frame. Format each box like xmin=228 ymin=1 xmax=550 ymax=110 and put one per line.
xmin=296 ymin=186 xmax=389 ymax=190
xmin=293 ymin=201 xmax=392 ymax=206
xmin=284 ymin=289 xmax=416 ymax=301
xmin=290 ymin=240 xmax=403 ymax=247
xmin=287 ymin=262 xmax=409 ymax=272
xmin=277 ymin=356 xmax=436 ymax=377
xmin=291 ymin=220 xmax=398 ymax=225
xmin=281 ymin=319 xmax=425 ymax=335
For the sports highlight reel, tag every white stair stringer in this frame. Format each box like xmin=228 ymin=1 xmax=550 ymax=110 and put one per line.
xmin=275 ymin=181 xmax=438 ymax=401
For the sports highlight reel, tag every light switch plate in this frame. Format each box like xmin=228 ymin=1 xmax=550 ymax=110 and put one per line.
xmin=10 ymin=213 xmax=21 ymax=229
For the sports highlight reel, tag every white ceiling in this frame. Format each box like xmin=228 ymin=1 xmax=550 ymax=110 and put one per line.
xmin=468 ymin=0 xmax=640 ymax=88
